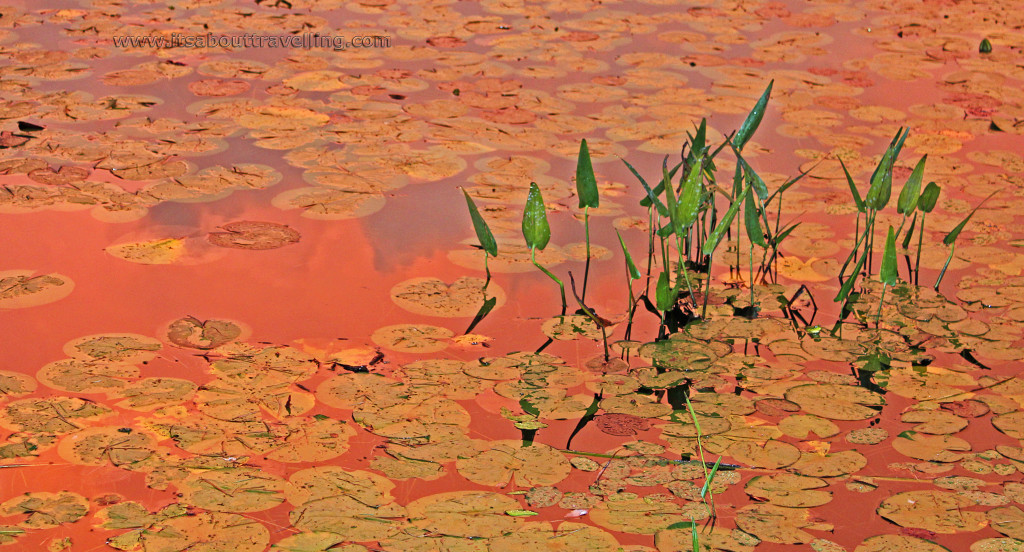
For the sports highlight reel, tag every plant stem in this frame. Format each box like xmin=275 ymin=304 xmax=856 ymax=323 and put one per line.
xmin=532 ymin=247 xmax=566 ymax=314
xmin=483 ymin=252 xmax=491 ymax=290
xmin=876 ymin=284 xmax=887 ymax=327
xmin=582 ymin=206 xmax=591 ymax=301
xmin=915 ymin=212 xmax=926 ymax=285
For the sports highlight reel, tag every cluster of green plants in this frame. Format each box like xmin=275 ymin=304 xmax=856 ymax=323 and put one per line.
xmin=465 ymin=81 xmax=991 ymax=339
xmin=461 ymin=81 xmax=994 ymax=544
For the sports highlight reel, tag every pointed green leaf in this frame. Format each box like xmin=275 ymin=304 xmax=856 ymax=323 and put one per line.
xmin=838 ymin=157 xmax=865 ymax=213
xmin=505 ymin=510 xmax=539 ymax=517
xmin=901 ymin=212 xmax=917 ymax=249
xmin=704 ymin=182 xmax=752 ymax=255
xmin=615 ymin=230 xmax=641 ymax=280
xmin=897 ymin=155 xmax=926 ymax=215
xmin=744 ymin=188 xmax=766 ymax=247
xmin=576 ymin=139 xmax=599 ymax=208
xmin=656 ymin=271 xmax=675 ymax=312
xmin=918 ymin=181 xmax=940 ymax=213
xmin=834 ymin=249 xmax=867 ymax=302
xmin=684 ymin=119 xmax=707 ymax=168
xmin=865 ymin=128 xmax=909 ymax=210
xmin=676 ymin=157 xmax=703 ymax=229
xmin=944 ymin=190 xmax=997 ymax=245
xmin=733 ymin=80 xmax=773 ymax=151
xmin=522 ymin=182 xmax=551 ymax=250
xmin=463 ymin=190 xmax=497 ymax=257
xmin=880 ymin=226 xmax=898 ymax=286
xmin=700 ymin=456 xmax=723 ymax=498
xmin=774 ymin=221 xmax=802 ymax=245
xmin=734 ymin=152 xmax=768 ymax=201
xmin=666 ymin=522 xmax=696 ymax=531
xmin=519 ymin=398 xmax=540 ymax=416
xmin=663 ymin=165 xmax=679 ymax=236
xmin=622 ymin=157 xmax=668 ymax=216
xmin=766 ymin=165 xmax=813 ymax=206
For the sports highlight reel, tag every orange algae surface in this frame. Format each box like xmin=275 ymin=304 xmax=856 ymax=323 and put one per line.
xmin=2 ymin=0 xmax=1024 ymax=551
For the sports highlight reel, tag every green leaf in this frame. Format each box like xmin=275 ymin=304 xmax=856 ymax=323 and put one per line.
xmin=901 ymin=213 xmax=917 ymax=249
xmin=880 ymin=226 xmax=898 ymax=286
xmin=615 ymin=230 xmax=641 ymax=280
xmin=834 ymin=249 xmax=867 ymax=302
xmin=918 ymin=182 xmax=940 ymax=213
xmin=666 ymin=521 xmax=696 ymax=531
xmin=838 ymin=157 xmax=865 ymax=213
xmin=897 ymin=430 xmax=916 ymax=439
xmin=774 ymin=221 xmax=802 ymax=245
xmin=663 ymin=165 xmax=679 ymax=236
xmin=687 ymin=119 xmax=707 ymax=165
xmin=865 ymin=128 xmax=909 ymax=210
xmin=519 ymin=398 xmax=540 ymax=417
xmin=656 ymin=271 xmax=675 ymax=312
xmin=676 ymin=157 xmax=703 ymax=229
xmin=505 ymin=510 xmax=539 ymax=517
xmin=744 ymin=187 xmax=766 ymax=247
xmin=735 ymin=153 xmax=768 ymax=201
xmin=463 ymin=190 xmax=497 ymax=257
xmin=522 ymin=182 xmax=551 ymax=251
xmin=980 ymin=38 xmax=993 ymax=53
xmin=700 ymin=456 xmax=723 ymax=498
xmin=733 ymin=80 xmax=773 ymax=151
xmin=622 ymin=157 xmax=669 ymax=216
xmin=575 ymin=139 xmax=599 ymax=209
xmin=703 ymin=181 xmax=752 ymax=255
xmin=944 ymin=190 xmax=997 ymax=245
xmin=897 ymin=155 xmax=926 ymax=215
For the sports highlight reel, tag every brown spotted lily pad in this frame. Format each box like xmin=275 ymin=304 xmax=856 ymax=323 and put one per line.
xmin=207 ymin=221 xmax=301 ymax=250
xmin=165 ymin=316 xmax=245 ymax=349
xmin=390 ymin=276 xmax=505 ymax=317
xmin=595 ymin=413 xmax=651 ymax=436
xmin=0 ymin=270 xmax=74 ymax=309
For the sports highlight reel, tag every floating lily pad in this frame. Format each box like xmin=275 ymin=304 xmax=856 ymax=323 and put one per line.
xmin=207 ymin=220 xmax=301 ymax=250
xmin=455 ymin=440 xmax=570 ymax=487
xmin=0 ymin=270 xmax=74 ymax=309
xmin=179 ymin=467 xmax=287 ymax=512
xmin=0 ymin=491 xmax=88 ymax=528
xmin=405 ymin=491 xmax=520 ymax=539
xmin=736 ymin=504 xmax=832 ymax=544
xmin=877 ymin=491 xmax=986 ymax=534
xmin=140 ymin=511 xmax=269 ymax=552
xmin=63 ymin=333 xmax=161 ymax=363
xmin=390 ymin=276 xmax=505 ymax=317
xmin=371 ymin=324 xmax=453 ymax=353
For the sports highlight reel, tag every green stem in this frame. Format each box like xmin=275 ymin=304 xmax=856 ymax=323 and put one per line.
xmin=749 ymin=242 xmax=755 ymax=309
xmin=532 ymin=247 xmax=566 ymax=314
xmin=876 ymin=284 xmax=887 ymax=327
xmin=915 ymin=212 xmax=926 ymax=285
xmin=483 ymin=252 xmax=491 ymax=290
xmin=582 ymin=206 xmax=591 ymax=301
xmin=934 ymin=242 xmax=955 ymax=291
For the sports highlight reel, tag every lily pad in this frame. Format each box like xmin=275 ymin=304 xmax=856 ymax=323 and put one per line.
xmin=207 ymin=220 xmax=301 ymax=250
xmin=390 ymin=276 xmax=506 ymax=317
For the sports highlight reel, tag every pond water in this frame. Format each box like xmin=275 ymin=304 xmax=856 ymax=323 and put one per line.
xmin=2 ymin=0 xmax=1024 ymax=550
